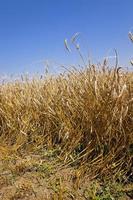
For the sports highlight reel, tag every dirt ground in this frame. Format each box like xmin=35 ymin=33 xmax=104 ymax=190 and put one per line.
xmin=0 ymin=150 xmax=132 ymax=200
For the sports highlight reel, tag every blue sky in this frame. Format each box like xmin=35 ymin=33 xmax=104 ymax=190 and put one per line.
xmin=0 ymin=0 xmax=133 ymax=75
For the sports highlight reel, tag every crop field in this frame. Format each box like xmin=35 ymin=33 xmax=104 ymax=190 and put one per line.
xmin=0 ymin=59 xmax=132 ymax=199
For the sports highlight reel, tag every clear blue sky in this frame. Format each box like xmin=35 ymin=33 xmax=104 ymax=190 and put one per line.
xmin=0 ymin=0 xmax=133 ymax=75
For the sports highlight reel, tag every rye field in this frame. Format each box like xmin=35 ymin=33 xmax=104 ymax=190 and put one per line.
xmin=0 ymin=61 xmax=132 ymax=199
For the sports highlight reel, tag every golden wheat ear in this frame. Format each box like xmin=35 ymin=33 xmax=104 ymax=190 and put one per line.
xmin=129 ymin=31 xmax=133 ymax=42
xmin=64 ymin=39 xmax=71 ymax=52
xmin=130 ymin=60 xmax=133 ymax=66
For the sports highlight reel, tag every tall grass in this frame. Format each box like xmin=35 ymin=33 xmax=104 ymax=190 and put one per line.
xmin=0 ymin=62 xmax=132 ymax=181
